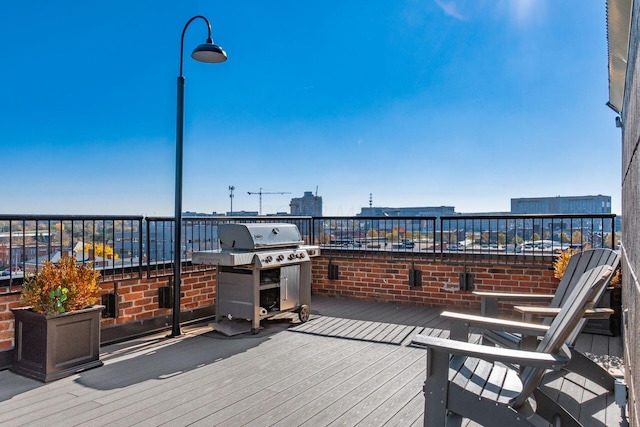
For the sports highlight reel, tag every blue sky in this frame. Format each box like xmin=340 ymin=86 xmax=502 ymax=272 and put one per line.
xmin=0 ymin=0 xmax=621 ymax=216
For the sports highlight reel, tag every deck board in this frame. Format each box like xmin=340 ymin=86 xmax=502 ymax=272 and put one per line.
xmin=0 ymin=295 xmax=624 ymax=427
xmin=266 ymin=346 xmax=418 ymax=426
xmin=326 ymin=358 xmax=425 ymax=426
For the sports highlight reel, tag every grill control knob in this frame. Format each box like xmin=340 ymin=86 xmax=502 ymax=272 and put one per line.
xmin=288 ymin=253 xmax=296 ymax=260
xmin=265 ymin=256 xmax=273 ymax=263
xmin=277 ymin=255 xmax=284 ymax=261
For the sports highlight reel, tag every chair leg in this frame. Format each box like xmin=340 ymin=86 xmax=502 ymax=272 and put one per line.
xmin=480 ymin=299 xmax=499 ymax=346
xmin=424 ymin=349 xmax=450 ymax=426
xmin=564 ymin=347 xmax=615 ymax=391
xmin=445 ymin=412 xmax=463 ymax=426
xmin=533 ymin=388 xmax=582 ymax=427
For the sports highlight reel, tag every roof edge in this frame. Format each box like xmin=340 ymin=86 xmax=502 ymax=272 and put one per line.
xmin=607 ymin=0 xmax=633 ymax=114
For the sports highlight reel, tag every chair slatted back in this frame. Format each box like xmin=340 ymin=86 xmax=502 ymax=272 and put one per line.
xmin=548 ymin=248 xmax=619 ymax=312
xmin=565 ymin=249 xmax=620 ymax=344
xmin=513 ymin=265 xmax=613 ymax=408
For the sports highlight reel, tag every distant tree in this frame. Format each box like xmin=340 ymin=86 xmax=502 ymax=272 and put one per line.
xmin=571 ymin=231 xmax=584 ymax=245
xmin=405 ymin=231 xmax=413 ymax=240
xmin=605 ymin=233 xmax=620 ymax=248
xmin=84 ymin=243 xmax=119 ymax=260
xmin=512 ymin=236 xmax=523 ymax=245
xmin=532 ymin=233 xmax=541 ymax=241
xmin=497 ymin=233 xmax=506 ymax=245
xmin=366 ymin=229 xmax=378 ymax=238
xmin=560 ymin=232 xmax=571 ymax=243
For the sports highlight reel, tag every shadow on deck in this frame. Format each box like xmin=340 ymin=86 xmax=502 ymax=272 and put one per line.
xmin=0 ymin=296 xmax=625 ymax=426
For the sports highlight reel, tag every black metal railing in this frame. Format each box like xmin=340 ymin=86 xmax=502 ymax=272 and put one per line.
xmin=437 ymin=214 xmax=616 ymax=265
xmin=313 ymin=216 xmax=438 ymax=261
xmin=144 ymin=216 xmax=314 ymax=279
xmin=0 ymin=215 xmax=144 ymax=290
xmin=314 ymin=214 xmax=617 ymax=266
xmin=1 ymin=213 xmax=617 ymax=288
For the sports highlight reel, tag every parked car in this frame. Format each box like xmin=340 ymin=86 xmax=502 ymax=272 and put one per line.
xmin=1 ymin=266 xmax=22 ymax=275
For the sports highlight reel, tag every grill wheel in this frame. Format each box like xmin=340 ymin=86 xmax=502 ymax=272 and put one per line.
xmin=298 ymin=305 xmax=310 ymax=323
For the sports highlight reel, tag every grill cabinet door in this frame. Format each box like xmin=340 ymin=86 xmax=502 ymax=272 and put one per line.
xmin=280 ymin=265 xmax=300 ymax=311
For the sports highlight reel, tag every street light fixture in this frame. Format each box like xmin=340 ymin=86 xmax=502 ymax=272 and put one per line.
xmin=172 ymin=15 xmax=227 ymax=337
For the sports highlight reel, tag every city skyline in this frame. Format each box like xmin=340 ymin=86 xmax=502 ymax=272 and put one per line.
xmin=0 ymin=1 xmax=621 ymax=216
xmin=184 ymin=191 xmax=613 ymax=217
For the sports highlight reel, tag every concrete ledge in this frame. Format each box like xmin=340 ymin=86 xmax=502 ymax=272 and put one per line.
xmin=100 ymin=305 xmax=216 ymax=345
xmin=0 ymin=349 xmax=12 ymax=371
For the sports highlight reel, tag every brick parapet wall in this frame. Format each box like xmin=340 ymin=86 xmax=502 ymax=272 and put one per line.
xmin=311 ymin=255 xmax=556 ymax=310
xmin=0 ymin=291 xmax=18 ymax=350
xmin=1 ymin=255 xmax=556 ymax=350
xmin=0 ymin=268 xmax=217 ymax=350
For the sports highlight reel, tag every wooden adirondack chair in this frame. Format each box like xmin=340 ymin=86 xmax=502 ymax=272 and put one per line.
xmin=470 ymin=248 xmax=620 ymax=390
xmin=413 ymin=265 xmax=612 ymax=427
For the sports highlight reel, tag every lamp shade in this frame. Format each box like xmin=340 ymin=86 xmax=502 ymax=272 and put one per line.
xmin=191 ymin=42 xmax=227 ymax=63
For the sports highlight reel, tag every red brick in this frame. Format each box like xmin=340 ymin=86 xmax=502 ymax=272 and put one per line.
xmin=133 ymin=298 xmax=154 ymax=307
xmin=123 ymin=307 xmax=143 ymax=315
xmin=122 ymin=292 xmax=144 ymax=302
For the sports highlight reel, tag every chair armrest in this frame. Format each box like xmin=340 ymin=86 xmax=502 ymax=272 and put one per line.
xmin=513 ymin=306 xmax=614 ymax=321
xmin=412 ymin=334 xmax=568 ymax=370
xmin=440 ymin=310 xmax=549 ymax=338
xmin=472 ymin=291 xmax=555 ymax=317
xmin=472 ymin=291 xmax=555 ymax=302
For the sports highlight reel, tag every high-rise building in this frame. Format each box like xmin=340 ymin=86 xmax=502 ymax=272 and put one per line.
xmin=290 ymin=191 xmax=322 ymax=216
xmin=510 ymin=195 xmax=612 ymax=214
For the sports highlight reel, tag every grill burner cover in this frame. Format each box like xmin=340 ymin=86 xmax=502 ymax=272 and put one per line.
xmin=218 ymin=223 xmax=304 ymax=251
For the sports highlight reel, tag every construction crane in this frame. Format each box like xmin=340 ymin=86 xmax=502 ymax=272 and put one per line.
xmin=247 ymin=188 xmax=291 ymax=215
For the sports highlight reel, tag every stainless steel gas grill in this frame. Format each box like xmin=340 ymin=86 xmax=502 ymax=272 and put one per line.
xmin=192 ymin=223 xmax=320 ymax=335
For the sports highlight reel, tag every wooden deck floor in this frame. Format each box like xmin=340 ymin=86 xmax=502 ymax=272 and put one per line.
xmin=0 ymin=296 xmax=625 ymax=426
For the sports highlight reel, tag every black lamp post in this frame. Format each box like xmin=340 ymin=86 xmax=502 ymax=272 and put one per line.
xmin=172 ymin=15 xmax=227 ymax=337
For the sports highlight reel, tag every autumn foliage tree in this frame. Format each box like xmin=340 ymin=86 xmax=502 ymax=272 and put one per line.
xmin=84 ymin=243 xmax=119 ymax=260
xmin=571 ymin=231 xmax=584 ymax=245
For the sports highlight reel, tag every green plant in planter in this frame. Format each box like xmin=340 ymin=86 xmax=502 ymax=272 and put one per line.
xmin=47 ymin=286 xmax=69 ymax=314
xmin=20 ymin=255 xmax=101 ymax=315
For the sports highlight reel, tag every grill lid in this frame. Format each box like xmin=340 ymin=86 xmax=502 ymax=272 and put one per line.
xmin=218 ymin=223 xmax=304 ymax=250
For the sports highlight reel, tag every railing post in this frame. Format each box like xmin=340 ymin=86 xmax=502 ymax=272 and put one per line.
xmin=439 ymin=218 xmax=444 ymax=262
